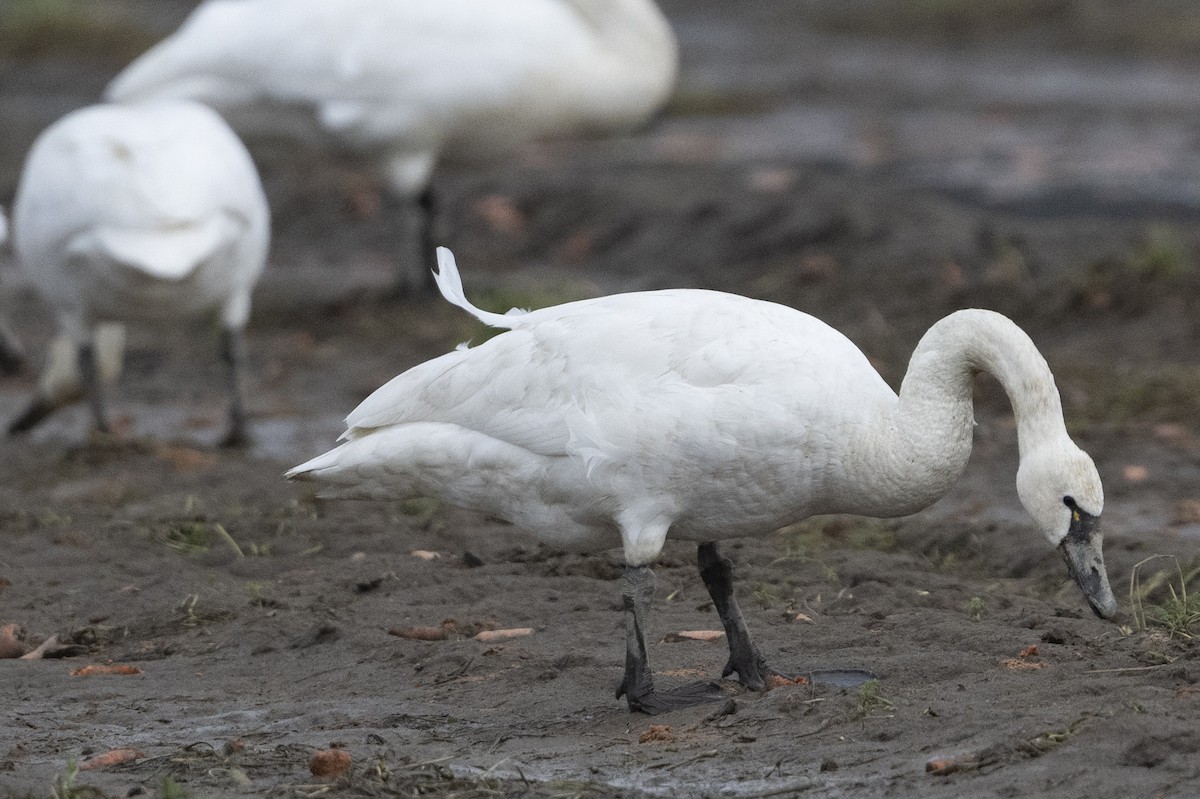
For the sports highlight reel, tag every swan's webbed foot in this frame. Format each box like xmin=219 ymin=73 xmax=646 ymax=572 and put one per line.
xmin=699 ymin=542 xmax=875 ymax=692
xmin=719 ymin=644 xmax=777 ymax=692
xmin=617 ymin=563 xmax=729 ymax=714
xmin=620 ymin=679 xmax=728 ymax=715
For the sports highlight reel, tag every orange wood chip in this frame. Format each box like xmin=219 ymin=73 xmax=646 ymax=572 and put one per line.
xmin=766 ymin=674 xmax=809 ymax=689
xmin=1019 ymin=645 xmax=1039 ymax=658
xmin=1000 ymin=658 xmax=1046 ymax=671
xmin=663 ymin=630 xmax=725 ymax=643
xmin=70 ymin=664 xmax=143 ymax=676
xmin=474 ymin=628 xmax=533 ymax=643
xmin=155 ymin=445 xmax=218 ymax=473
xmin=926 ymin=754 xmax=979 ymax=776
xmin=79 ymin=748 xmax=143 ymax=770
xmin=473 ymin=195 xmax=525 ymax=234
xmin=388 ymin=626 xmax=447 ymax=641
xmin=309 ymin=748 xmax=352 ymax=779
xmin=0 ymin=624 xmax=25 ymax=659
xmin=1123 ymin=464 xmax=1149 ymax=483
xmin=638 ymin=724 xmax=673 ymax=743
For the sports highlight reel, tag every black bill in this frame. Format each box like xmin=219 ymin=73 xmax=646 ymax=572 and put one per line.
xmin=1058 ymin=507 xmax=1118 ymax=619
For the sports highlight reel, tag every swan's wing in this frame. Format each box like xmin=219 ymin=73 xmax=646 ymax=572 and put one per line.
xmin=342 ymin=290 xmax=893 ymax=469
xmin=343 ymin=327 xmax=579 ymax=457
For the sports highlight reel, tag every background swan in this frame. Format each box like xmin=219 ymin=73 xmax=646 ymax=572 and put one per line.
xmin=105 ymin=0 xmax=679 ymax=293
xmin=9 ymin=100 xmax=270 ymax=445
xmin=289 ymin=248 xmax=1117 ymax=713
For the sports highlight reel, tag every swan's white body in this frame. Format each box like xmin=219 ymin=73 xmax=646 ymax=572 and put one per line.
xmin=105 ymin=0 xmax=679 ymax=197
xmin=14 ymin=101 xmax=268 ymax=337
xmin=292 ymin=249 xmax=1115 ymax=710
xmin=290 ymin=250 xmax=1107 ymax=574
xmin=10 ymin=100 xmax=269 ymax=432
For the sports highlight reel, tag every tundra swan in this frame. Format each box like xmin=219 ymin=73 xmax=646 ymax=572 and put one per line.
xmin=8 ymin=100 xmax=270 ymax=445
xmin=288 ymin=248 xmax=1117 ymax=713
xmin=105 ymin=0 xmax=678 ymax=293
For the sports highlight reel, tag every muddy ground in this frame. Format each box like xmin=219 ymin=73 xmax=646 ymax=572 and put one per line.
xmin=1 ymin=2 xmax=1199 ymax=797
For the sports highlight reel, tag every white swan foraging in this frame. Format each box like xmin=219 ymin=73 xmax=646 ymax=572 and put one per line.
xmin=9 ymin=100 xmax=270 ymax=445
xmin=105 ymin=0 xmax=679 ymax=293
xmin=288 ymin=248 xmax=1117 ymax=713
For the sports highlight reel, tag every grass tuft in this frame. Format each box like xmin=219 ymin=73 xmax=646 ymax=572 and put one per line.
xmin=854 ymin=679 xmax=896 ymax=718
xmin=1129 ymin=555 xmax=1200 ymax=641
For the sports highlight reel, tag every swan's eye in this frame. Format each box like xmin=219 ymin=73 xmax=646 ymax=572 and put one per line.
xmin=1063 ymin=496 xmax=1077 ymax=509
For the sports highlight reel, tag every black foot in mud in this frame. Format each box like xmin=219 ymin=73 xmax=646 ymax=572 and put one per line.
xmin=624 ymin=680 xmax=729 ymax=715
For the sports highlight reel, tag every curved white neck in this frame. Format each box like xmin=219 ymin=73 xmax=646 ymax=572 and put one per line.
xmin=848 ymin=309 xmax=1067 ymax=516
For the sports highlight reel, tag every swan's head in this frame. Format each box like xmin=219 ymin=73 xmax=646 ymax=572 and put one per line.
xmin=1016 ymin=441 xmax=1117 ymax=620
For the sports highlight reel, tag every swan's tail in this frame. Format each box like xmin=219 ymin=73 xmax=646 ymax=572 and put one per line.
xmin=285 ymin=442 xmax=390 ymax=499
xmin=285 ymin=447 xmax=342 ymax=484
xmin=433 ymin=247 xmax=520 ymax=330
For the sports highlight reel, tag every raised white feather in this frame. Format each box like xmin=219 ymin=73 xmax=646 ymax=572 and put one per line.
xmin=289 ymin=249 xmax=1112 ymax=593
xmin=105 ymin=0 xmax=679 ymax=198
xmin=10 ymin=100 xmax=269 ymax=432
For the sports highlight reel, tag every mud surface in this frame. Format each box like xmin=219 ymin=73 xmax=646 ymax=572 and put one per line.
xmin=1 ymin=2 xmax=1199 ymax=797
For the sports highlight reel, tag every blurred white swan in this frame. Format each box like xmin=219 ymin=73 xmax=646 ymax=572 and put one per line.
xmin=288 ymin=248 xmax=1117 ymax=713
xmin=9 ymin=100 xmax=270 ymax=445
xmin=106 ymin=0 xmax=679 ymax=292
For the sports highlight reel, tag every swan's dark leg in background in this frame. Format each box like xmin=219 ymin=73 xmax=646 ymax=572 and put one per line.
xmin=78 ymin=338 xmax=111 ymax=435
xmin=392 ymin=186 xmax=439 ymax=297
xmin=616 ymin=564 xmax=726 ymax=714
xmin=0 ymin=323 xmax=24 ymax=374
xmin=698 ymin=542 xmax=877 ymax=690
xmin=8 ymin=393 xmax=54 ymax=434
xmin=220 ymin=326 xmax=250 ymax=447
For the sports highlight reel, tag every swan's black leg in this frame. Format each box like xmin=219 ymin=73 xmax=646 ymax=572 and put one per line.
xmin=391 ymin=187 xmax=438 ymax=298
xmin=0 ymin=323 xmax=24 ymax=375
xmin=418 ymin=186 xmax=438 ymax=293
xmin=78 ymin=338 xmax=111 ymax=435
xmin=698 ymin=542 xmax=775 ymax=689
xmin=616 ymin=564 xmax=726 ymax=714
xmin=219 ymin=327 xmax=250 ymax=448
xmin=8 ymin=396 xmax=55 ymax=434
xmin=698 ymin=542 xmax=877 ymax=691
